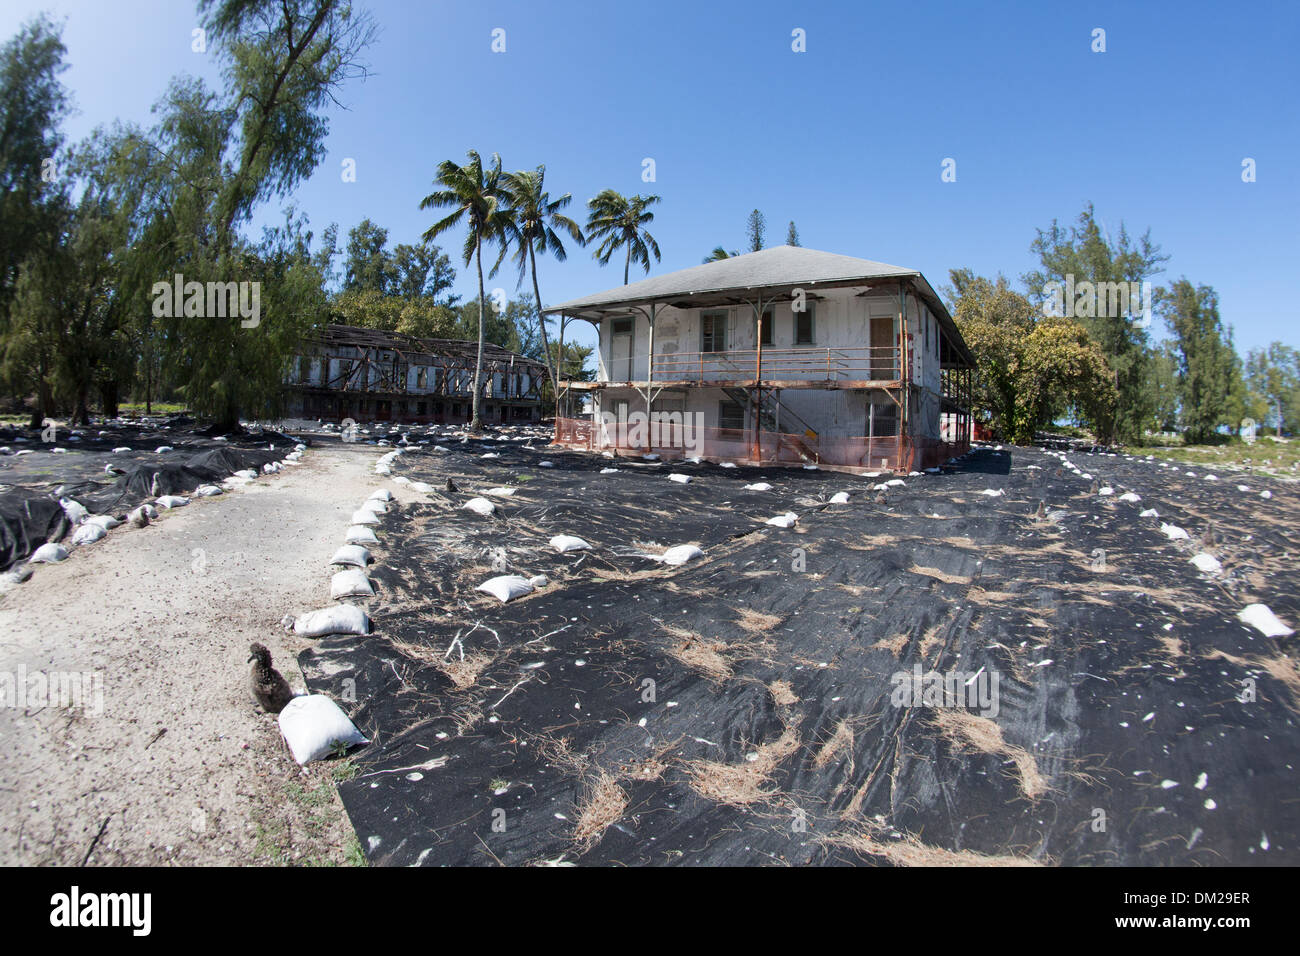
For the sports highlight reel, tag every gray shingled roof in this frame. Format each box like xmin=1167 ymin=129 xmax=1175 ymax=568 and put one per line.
xmin=543 ymin=245 xmax=973 ymax=365
xmin=543 ymin=245 xmax=924 ymax=314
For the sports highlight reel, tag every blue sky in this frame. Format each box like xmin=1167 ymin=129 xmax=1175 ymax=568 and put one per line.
xmin=3 ymin=0 xmax=1297 ymax=355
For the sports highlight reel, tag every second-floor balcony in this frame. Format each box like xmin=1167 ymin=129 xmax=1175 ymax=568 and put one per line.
xmin=601 ymin=346 xmax=903 ymax=386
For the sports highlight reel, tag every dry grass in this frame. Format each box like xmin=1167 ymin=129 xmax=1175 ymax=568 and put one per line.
xmin=435 ymin=652 xmax=495 ymax=690
xmin=911 ymin=565 xmax=972 ymax=585
xmin=685 ymin=724 xmax=801 ymax=807
xmin=1258 ymin=655 xmax=1300 ymax=707
xmin=931 ymin=710 xmax=1050 ymax=800
xmin=572 ymin=771 xmax=629 ymax=850
xmin=736 ymin=608 xmax=784 ymax=635
xmin=822 ymin=825 xmax=1042 ymax=867
xmin=812 ymin=719 xmax=855 ymax=772
xmin=663 ymin=625 xmax=732 ymax=682
xmin=871 ymin=633 xmax=911 ymax=656
xmin=918 ymin=622 xmax=947 ymax=662
xmin=768 ymin=679 xmax=799 ymax=707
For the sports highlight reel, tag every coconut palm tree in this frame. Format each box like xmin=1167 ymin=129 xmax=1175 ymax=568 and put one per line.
xmin=585 ymin=189 xmax=661 ymax=285
xmin=702 ymin=246 xmax=738 ymax=263
xmin=500 ymin=166 xmax=584 ymax=397
xmin=419 ymin=150 xmax=511 ymax=432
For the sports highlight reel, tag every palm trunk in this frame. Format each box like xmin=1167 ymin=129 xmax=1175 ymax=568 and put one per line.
xmin=470 ymin=236 xmax=487 ymax=432
xmin=528 ymin=243 xmax=557 ymax=398
xmin=624 ymin=242 xmax=630 ymax=285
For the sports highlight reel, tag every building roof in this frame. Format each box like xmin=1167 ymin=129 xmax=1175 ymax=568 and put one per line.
xmin=307 ymin=323 xmax=546 ymax=369
xmin=543 ymin=245 xmax=974 ymax=366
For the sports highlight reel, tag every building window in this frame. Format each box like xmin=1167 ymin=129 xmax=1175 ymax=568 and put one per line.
xmin=794 ymin=302 xmax=815 ymax=346
xmin=719 ymin=398 xmax=745 ymax=431
xmin=416 ymin=367 xmax=428 ymax=389
xmin=701 ymin=311 xmax=727 ymax=352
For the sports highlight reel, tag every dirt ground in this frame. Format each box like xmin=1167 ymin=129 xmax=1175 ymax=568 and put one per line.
xmin=0 ymin=441 xmax=378 ymax=866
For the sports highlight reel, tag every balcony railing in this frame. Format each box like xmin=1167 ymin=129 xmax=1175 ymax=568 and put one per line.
xmin=602 ymin=346 xmax=902 ymax=384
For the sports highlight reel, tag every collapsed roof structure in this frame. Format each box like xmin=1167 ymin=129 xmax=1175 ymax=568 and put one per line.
xmin=283 ymin=324 xmax=547 ymax=425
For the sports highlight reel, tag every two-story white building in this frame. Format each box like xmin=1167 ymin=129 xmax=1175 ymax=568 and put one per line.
xmin=544 ymin=246 xmax=974 ymax=472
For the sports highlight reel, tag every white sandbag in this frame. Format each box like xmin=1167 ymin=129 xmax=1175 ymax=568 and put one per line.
xmin=85 ymin=514 xmax=121 ymax=530
xmin=331 ymin=568 xmax=375 ymax=600
xmin=345 ymin=525 xmax=379 ymax=545
xmin=668 ymin=474 xmax=691 ymax=484
xmin=155 ymin=495 xmax=189 ymax=509
xmin=529 ymin=574 xmax=549 ymax=588
xmin=550 ymin=534 xmax=591 ymax=553
xmin=1160 ymin=523 xmax=1190 ymax=541
xmin=1261 ymin=490 xmax=1273 ymax=499
xmin=1140 ymin=508 xmax=1160 ymax=518
xmin=410 ymin=481 xmax=435 ymax=494
xmin=28 ymin=543 xmax=68 ymax=563
xmin=71 ymin=523 xmax=106 ymax=545
xmin=369 ymin=489 xmax=393 ymax=502
xmin=155 ymin=445 xmax=174 ymax=453
xmin=262 ymin=462 xmax=279 ymax=474
xmin=483 ymin=487 xmax=516 ymax=497
xmin=361 ymin=498 xmax=387 ymax=514
xmin=1118 ymin=492 xmax=1141 ymax=502
xmin=1098 ymin=487 xmax=1115 ymax=496
xmin=599 ymin=468 xmax=619 ymax=474
xmin=462 ymin=497 xmax=496 ymax=516
xmin=829 ymin=492 xmax=850 ymax=504
xmin=283 ymin=603 xmax=371 ymax=638
xmin=278 ymin=694 xmax=369 ymax=765
xmin=234 ymin=469 xmax=258 ymax=479
xmin=1190 ymin=553 xmax=1222 ymax=575
xmin=1238 ymin=603 xmax=1294 ymax=638
xmin=743 ymin=482 xmax=773 ymax=491
xmin=349 ymin=509 xmax=379 ymax=525
xmin=112 ymin=446 xmax=131 ymax=453
xmin=766 ymin=512 xmax=798 ymax=528
xmin=194 ymin=484 xmax=223 ymax=497
xmin=980 ymin=488 xmax=1004 ymax=497
xmin=477 ymin=575 xmax=534 ymax=603
xmin=330 ymin=544 xmax=372 ymax=568
xmin=375 ymin=464 xmax=392 ymax=475
xmin=660 ymin=544 xmax=703 ymax=566
xmin=719 ymin=462 xmax=737 ymax=468
xmin=60 ymin=498 xmax=90 ymax=525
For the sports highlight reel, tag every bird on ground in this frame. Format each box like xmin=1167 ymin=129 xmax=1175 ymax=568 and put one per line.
xmin=445 ymin=478 xmax=458 ymax=493
xmin=129 ymin=506 xmax=149 ymax=528
xmin=247 ymin=643 xmax=294 ymax=714
xmin=1088 ymin=479 xmax=1099 ymax=494
xmin=1033 ymin=499 xmax=1046 ymax=519
xmin=105 ymin=463 xmax=126 ymax=476
xmin=874 ymin=491 xmax=887 ymax=506
xmin=149 ymin=473 xmax=162 ymax=497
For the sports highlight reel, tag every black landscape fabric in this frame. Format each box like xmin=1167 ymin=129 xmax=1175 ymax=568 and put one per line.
xmin=296 ymin=438 xmax=1299 ymax=866
xmin=0 ymin=421 xmax=300 ymax=570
